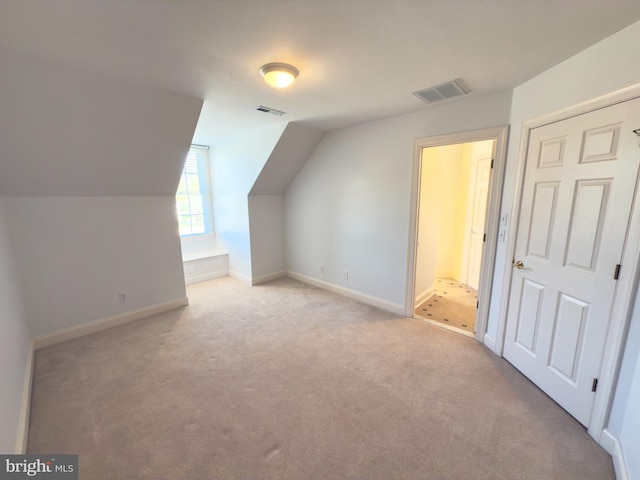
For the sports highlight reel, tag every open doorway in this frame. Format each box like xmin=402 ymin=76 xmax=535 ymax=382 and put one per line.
xmin=413 ymin=141 xmax=493 ymax=336
xmin=405 ymin=126 xmax=509 ymax=343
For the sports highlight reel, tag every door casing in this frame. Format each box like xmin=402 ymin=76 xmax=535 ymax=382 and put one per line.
xmin=405 ymin=126 xmax=509 ymax=343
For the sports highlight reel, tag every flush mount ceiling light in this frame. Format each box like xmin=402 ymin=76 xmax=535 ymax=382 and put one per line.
xmin=259 ymin=62 xmax=299 ymax=89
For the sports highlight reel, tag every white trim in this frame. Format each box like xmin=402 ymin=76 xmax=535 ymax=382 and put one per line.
xmin=460 ymin=156 xmax=479 ymax=287
xmin=600 ymin=427 xmax=617 ymax=455
xmin=405 ymin=125 xmax=509 ymax=345
xmin=287 ymin=270 xmax=405 ymax=316
xmin=414 ymin=286 xmax=436 ymax=306
xmin=495 ymin=83 xmax=640 ymax=443
xmin=228 ymin=269 xmax=252 ymax=285
xmin=15 ymin=343 xmax=34 ymax=453
xmin=525 ymin=82 xmax=640 ymax=130
xmin=483 ymin=333 xmax=497 ymax=352
xmin=181 ymin=248 xmax=227 ymax=263
xmin=601 ymin=429 xmax=629 ymax=480
xmin=493 ymin=121 xmax=532 ymax=356
xmin=33 ymin=298 xmax=189 ymax=350
xmin=252 ymin=271 xmax=286 ymax=285
xmin=591 ymin=162 xmax=640 ymax=440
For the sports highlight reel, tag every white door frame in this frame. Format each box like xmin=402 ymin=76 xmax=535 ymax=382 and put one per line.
xmin=405 ymin=125 xmax=509 ymax=343
xmin=494 ymin=83 xmax=640 ymax=442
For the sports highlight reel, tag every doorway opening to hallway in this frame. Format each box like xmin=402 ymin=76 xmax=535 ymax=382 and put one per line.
xmin=413 ymin=140 xmax=493 ymax=336
xmin=406 ymin=125 xmax=508 ymax=343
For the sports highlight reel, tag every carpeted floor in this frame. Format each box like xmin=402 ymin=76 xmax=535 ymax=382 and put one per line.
xmin=27 ymin=276 xmax=614 ymax=480
xmin=415 ymin=277 xmax=477 ymax=334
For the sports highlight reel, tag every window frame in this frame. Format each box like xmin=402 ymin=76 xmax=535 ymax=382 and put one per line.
xmin=176 ymin=145 xmax=213 ymax=238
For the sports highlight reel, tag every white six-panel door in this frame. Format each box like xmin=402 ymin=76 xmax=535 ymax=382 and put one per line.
xmin=504 ymin=97 xmax=640 ymax=426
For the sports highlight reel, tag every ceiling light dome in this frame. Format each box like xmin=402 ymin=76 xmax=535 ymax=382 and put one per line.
xmin=259 ymin=62 xmax=299 ymax=89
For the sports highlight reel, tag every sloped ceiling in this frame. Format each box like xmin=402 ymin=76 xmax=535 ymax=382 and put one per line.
xmin=250 ymin=123 xmax=325 ymax=195
xmin=1 ymin=1 xmax=640 ymax=150
xmin=0 ymin=47 xmax=203 ymax=196
xmin=2 ymin=2 xmax=640 ymax=198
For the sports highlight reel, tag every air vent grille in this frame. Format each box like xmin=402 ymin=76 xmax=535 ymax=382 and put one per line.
xmin=256 ymin=105 xmax=286 ymax=116
xmin=413 ymin=79 xmax=469 ymax=105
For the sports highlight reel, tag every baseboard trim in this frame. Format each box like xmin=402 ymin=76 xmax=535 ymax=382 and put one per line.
xmin=229 ymin=270 xmax=252 ymax=285
xmin=415 ymin=286 xmax=435 ymax=306
xmin=286 ymin=270 xmax=405 ymax=316
xmin=32 ymin=298 xmax=189 ymax=350
xmin=483 ymin=333 xmax=497 ymax=353
xmin=252 ymin=271 xmax=286 ymax=285
xmin=15 ymin=342 xmax=34 ymax=453
xmin=601 ymin=428 xmax=628 ymax=480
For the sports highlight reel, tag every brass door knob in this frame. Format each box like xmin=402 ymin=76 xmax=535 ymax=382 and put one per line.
xmin=513 ymin=260 xmax=525 ymax=269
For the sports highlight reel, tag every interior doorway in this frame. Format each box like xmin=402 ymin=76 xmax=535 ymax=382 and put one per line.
xmin=413 ymin=140 xmax=494 ymax=336
xmin=405 ymin=126 xmax=509 ymax=343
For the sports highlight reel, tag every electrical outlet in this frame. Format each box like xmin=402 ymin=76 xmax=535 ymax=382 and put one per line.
xmin=118 ymin=292 xmax=128 ymax=303
xmin=343 ymin=271 xmax=349 ymax=280
xmin=320 ymin=265 xmax=325 ymax=273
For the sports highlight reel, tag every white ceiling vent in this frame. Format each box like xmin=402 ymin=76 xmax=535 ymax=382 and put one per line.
xmin=413 ymin=79 xmax=469 ymax=105
xmin=256 ymin=105 xmax=286 ymax=116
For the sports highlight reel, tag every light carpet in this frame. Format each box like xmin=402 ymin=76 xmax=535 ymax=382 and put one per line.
xmin=27 ymin=276 xmax=614 ymax=479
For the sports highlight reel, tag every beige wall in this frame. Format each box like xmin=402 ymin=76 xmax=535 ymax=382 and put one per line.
xmin=433 ymin=144 xmax=465 ymax=279
xmin=415 ymin=140 xmax=494 ymax=300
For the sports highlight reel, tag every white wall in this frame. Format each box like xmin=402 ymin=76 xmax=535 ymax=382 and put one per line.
xmin=0 ymin=199 xmax=31 ymax=453
xmin=3 ymin=196 xmax=186 ymax=337
xmin=285 ymin=91 xmax=512 ymax=310
xmin=211 ymin=124 xmax=286 ymax=281
xmin=486 ymin=20 xmax=640 ymax=479
xmin=248 ymin=123 xmax=325 ymax=282
xmin=248 ymin=195 xmax=285 ymax=282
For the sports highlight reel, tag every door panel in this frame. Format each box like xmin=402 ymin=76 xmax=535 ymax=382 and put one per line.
xmin=527 ymin=182 xmax=559 ymax=259
xmin=548 ymin=293 xmax=589 ymax=383
xmin=514 ymin=279 xmax=544 ymax=354
xmin=504 ymin=98 xmax=640 ymax=426
xmin=564 ymin=179 xmax=610 ymax=271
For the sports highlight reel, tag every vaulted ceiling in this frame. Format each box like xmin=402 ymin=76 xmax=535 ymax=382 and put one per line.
xmin=2 ymin=0 xmax=640 ymax=151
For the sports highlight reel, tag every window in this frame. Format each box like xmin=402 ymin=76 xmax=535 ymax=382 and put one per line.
xmin=176 ymin=145 xmax=213 ymax=236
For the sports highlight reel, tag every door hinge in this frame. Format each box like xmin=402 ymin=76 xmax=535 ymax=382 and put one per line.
xmin=614 ymin=264 xmax=621 ymax=280
xmin=490 ymin=158 xmax=494 ymax=168
xmin=476 ymin=301 xmax=479 ymax=309
xmin=483 ymin=233 xmax=486 ymax=242
xmin=592 ymin=378 xmax=598 ymax=392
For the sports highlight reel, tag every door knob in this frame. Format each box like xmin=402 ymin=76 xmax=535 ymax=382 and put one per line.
xmin=513 ymin=260 xmax=525 ymax=269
